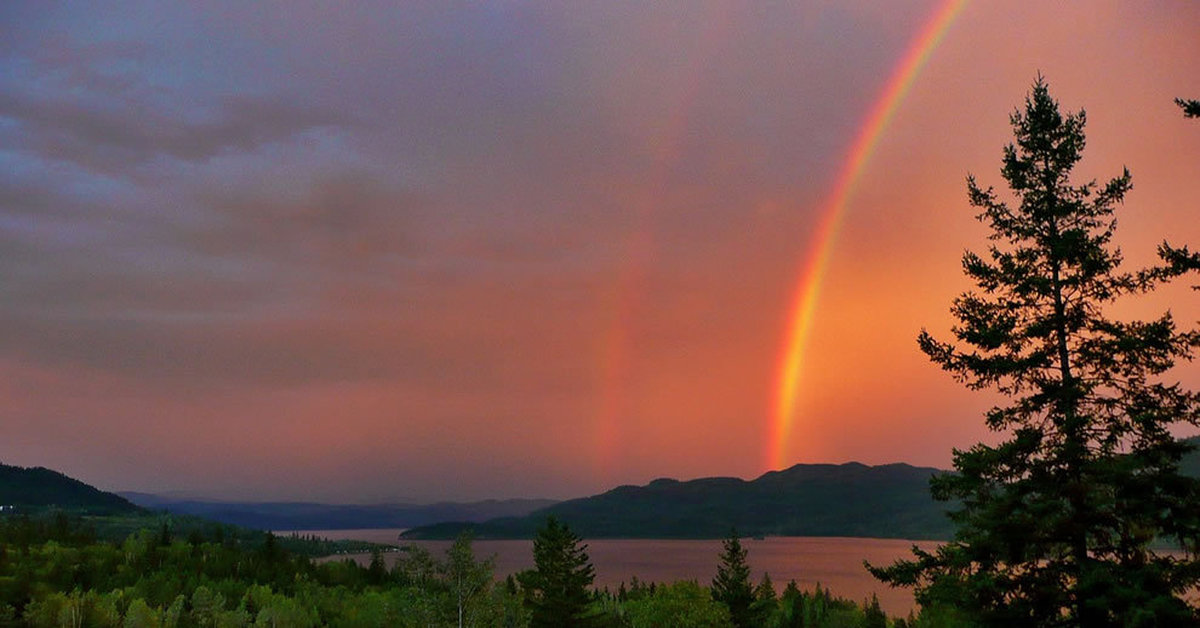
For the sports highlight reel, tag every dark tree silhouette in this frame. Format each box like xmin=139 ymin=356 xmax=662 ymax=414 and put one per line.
xmin=711 ymin=529 xmax=754 ymax=627
xmin=519 ymin=516 xmax=595 ymax=627
xmin=1178 ymin=98 xmax=1200 ymax=118
xmin=871 ymin=78 xmax=1200 ymax=627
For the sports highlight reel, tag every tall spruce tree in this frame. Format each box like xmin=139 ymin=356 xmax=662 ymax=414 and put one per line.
xmin=519 ymin=516 xmax=595 ymax=628
xmin=870 ymin=78 xmax=1200 ymax=626
xmin=711 ymin=529 xmax=754 ymax=628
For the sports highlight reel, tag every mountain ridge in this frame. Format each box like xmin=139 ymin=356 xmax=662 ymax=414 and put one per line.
xmin=117 ymin=494 xmax=559 ymax=530
xmin=0 ymin=462 xmax=141 ymax=515
xmin=12 ymin=437 xmax=1200 ymax=539
xmin=401 ymin=460 xmax=957 ymax=540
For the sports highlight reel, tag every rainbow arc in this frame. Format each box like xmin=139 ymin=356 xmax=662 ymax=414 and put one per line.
xmin=769 ymin=0 xmax=968 ymax=471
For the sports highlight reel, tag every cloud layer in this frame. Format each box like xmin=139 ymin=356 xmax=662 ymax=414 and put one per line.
xmin=2 ymin=1 xmax=1198 ymax=501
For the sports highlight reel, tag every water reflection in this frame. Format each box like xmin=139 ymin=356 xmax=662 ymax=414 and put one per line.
xmin=285 ymin=529 xmax=940 ymax=617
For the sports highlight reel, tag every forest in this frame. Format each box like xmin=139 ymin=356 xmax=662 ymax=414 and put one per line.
xmin=0 ymin=511 xmax=959 ymax=627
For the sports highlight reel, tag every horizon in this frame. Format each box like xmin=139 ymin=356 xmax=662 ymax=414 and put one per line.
xmin=3 ymin=2 xmax=1198 ymax=503
xmin=104 ymin=458 xmax=948 ymax=505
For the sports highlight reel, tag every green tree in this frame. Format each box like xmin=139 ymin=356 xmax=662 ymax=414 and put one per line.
xmin=190 ymin=586 xmax=225 ymax=628
xmin=1178 ymin=98 xmax=1200 ymax=118
xmin=710 ymin=530 xmax=753 ymax=628
xmin=749 ymin=572 xmax=777 ymax=626
xmin=251 ymin=595 xmax=316 ymax=628
xmin=123 ymin=598 xmax=160 ymax=628
xmin=776 ymin=581 xmax=804 ymax=628
xmin=870 ymin=77 xmax=1200 ymax=626
xmin=862 ymin=594 xmax=886 ymax=628
xmin=163 ymin=595 xmax=185 ymax=628
xmin=623 ymin=581 xmax=733 ymax=628
xmin=519 ymin=516 xmax=596 ymax=628
xmin=366 ymin=548 xmax=387 ymax=585
xmin=443 ymin=532 xmax=496 ymax=628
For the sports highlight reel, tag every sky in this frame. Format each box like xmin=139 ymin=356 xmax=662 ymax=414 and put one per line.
xmin=1 ymin=1 xmax=1198 ymax=503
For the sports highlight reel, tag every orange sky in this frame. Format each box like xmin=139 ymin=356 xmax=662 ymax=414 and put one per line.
xmin=1 ymin=1 xmax=1198 ymax=501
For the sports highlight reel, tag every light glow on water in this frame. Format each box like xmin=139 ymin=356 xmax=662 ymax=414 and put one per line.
xmin=293 ymin=529 xmax=940 ymax=616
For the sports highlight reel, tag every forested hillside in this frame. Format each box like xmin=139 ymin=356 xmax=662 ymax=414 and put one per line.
xmin=118 ymin=494 xmax=557 ymax=530
xmin=403 ymin=462 xmax=956 ymax=540
xmin=0 ymin=463 xmax=140 ymax=515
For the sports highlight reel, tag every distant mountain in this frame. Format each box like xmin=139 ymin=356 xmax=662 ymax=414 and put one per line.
xmin=403 ymin=439 xmax=1200 ymax=541
xmin=401 ymin=462 xmax=956 ymax=540
xmin=0 ymin=463 xmax=141 ymax=515
xmin=118 ymin=494 xmax=558 ymax=531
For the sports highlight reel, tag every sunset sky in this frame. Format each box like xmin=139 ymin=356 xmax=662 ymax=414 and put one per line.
xmin=2 ymin=1 xmax=1198 ymax=503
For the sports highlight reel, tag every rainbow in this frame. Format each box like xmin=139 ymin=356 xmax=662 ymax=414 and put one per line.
xmin=769 ymin=0 xmax=968 ymax=471
xmin=593 ymin=3 xmax=736 ymax=483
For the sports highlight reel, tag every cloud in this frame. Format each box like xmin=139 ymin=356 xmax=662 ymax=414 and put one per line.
xmin=0 ymin=91 xmax=348 ymax=173
xmin=0 ymin=37 xmax=352 ymax=177
xmin=191 ymin=170 xmax=424 ymax=271
xmin=2 ymin=0 xmax=1196 ymax=501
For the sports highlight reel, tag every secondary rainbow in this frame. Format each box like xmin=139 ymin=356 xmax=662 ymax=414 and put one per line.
xmin=769 ymin=0 xmax=968 ymax=471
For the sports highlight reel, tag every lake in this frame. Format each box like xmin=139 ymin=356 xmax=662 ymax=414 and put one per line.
xmin=283 ymin=529 xmax=940 ymax=617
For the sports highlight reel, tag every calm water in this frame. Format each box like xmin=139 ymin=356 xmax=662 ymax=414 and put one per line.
xmin=283 ymin=529 xmax=939 ymax=617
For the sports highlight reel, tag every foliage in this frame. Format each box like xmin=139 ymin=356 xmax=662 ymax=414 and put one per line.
xmin=862 ymin=594 xmax=886 ymax=628
xmin=0 ymin=511 xmax=527 ymax=627
xmin=623 ymin=581 xmax=733 ymax=627
xmin=773 ymin=582 xmax=862 ymax=628
xmin=711 ymin=530 xmax=753 ymax=627
xmin=1179 ymin=98 xmax=1200 ymax=118
xmin=871 ymin=77 xmax=1200 ymax=626
xmin=443 ymin=532 xmax=497 ymax=628
xmin=519 ymin=516 xmax=597 ymax=627
xmin=749 ymin=572 xmax=778 ymax=626
xmin=0 ymin=508 xmax=971 ymax=627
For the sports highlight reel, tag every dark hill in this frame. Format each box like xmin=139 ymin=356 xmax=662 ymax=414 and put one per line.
xmin=0 ymin=463 xmax=141 ymax=515
xmin=401 ymin=461 xmax=956 ymax=540
xmin=117 ymin=495 xmax=558 ymax=530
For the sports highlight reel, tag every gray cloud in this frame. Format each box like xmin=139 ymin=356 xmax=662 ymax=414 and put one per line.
xmin=192 ymin=171 xmax=423 ymax=272
xmin=0 ymin=89 xmax=348 ymax=173
xmin=0 ymin=1 xmax=921 ymax=401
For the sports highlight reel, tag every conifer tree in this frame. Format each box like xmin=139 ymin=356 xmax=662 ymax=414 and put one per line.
xmin=863 ymin=594 xmax=887 ymax=628
xmin=750 ymin=572 xmax=778 ymax=626
xmin=711 ymin=529 xmax=754 ymax=627
xmin=366 ymin=548 xmax=387 ymax=585
xmin=1178 ymin=98 xmax=1200 ymax=119
xmin=870 ymin=78 xmax=1200 ymax=626
xmin=519 ymin=516 xmax=595 ymax=627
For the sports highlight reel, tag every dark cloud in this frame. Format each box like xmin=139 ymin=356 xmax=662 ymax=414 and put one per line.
xmin=0 ymin=89 xmax=348 ymax=172
xmin=192 ymin=171 xmax=423 ymax=271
